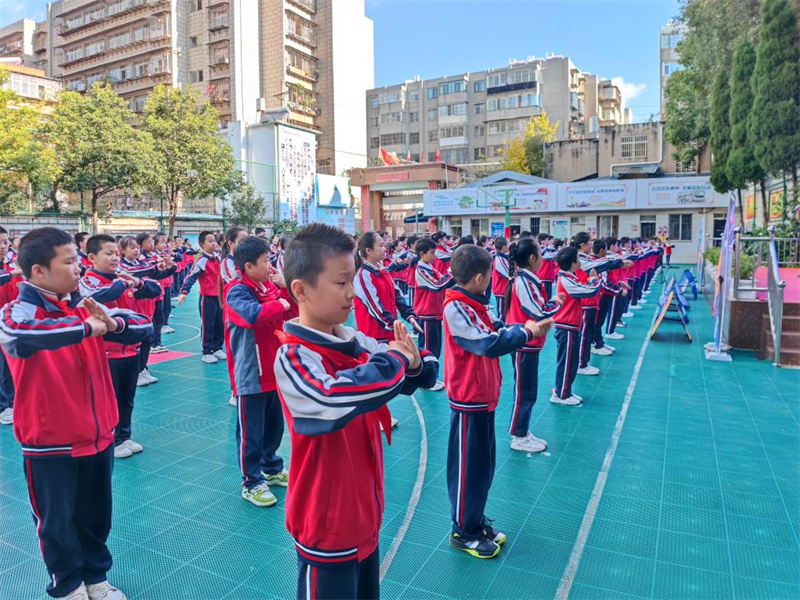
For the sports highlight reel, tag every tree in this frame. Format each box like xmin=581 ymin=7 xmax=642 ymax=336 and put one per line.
xmin=710 ymin=72 xmax=734 ymax=192
xmin=749 ymin=0 xmax=800 ymax=194
xmin=227 ymin=179 xmax=267 ymax=232
xmin=664 ymin=69 xmax=710 ymax=168
xmin=48 ymin=83 xmax=153 ymax=232
xmin=500 ymin=111 xmax=559 ymax=176
xmin=142 ymin=85 xmax=237 ymax=237
xmin=727 ymin=39 xmax=767 ymax=224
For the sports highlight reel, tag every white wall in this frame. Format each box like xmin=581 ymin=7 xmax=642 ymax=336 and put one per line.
xmin=230 ymin=0 xmax=260 ymax=125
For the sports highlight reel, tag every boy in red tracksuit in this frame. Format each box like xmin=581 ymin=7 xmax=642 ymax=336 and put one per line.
xmin=0 ymin=225 xmax=21 ymax=425
xmin=224 ymin=236 xmax=298 ymax=507
xmin=491 ymin=237 xmax=510 ymax=316
xmin=274 ymin=224 xmax=438 ymax=600
xmin=442 ymin=245 xmax=548 ymax=559
xmin=413 ymin=238 xmax=454 ymax=359
xmin=0 ymin=227 xmax=151 ymax=600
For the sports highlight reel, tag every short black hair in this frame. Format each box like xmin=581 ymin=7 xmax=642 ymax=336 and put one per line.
xmin=432 ymin=231 xmax=446 ymax=243
xmin=0 ymin=226 xmax=7 ymax=235
xmin=74 ymin=231 xmax=89 ymax=246
xmin=415 ymin=238 xmax=436 ymax=255
xmin=556 ymin=246 xmax=579 ymax=271
xmin=153 ymin=232 xmax=167 ymax=245
xmin=18 ymin=227 xmax=74 ymax=278
xmin=254 ymin=227 xmax=266 ymax=235
xmin=233 ymin=235 xmax=270 ymax=273
xmin=198 ymin=230 xmax=214 ymax=246
xmin=284 ymin=223 xmax=355 ymax=298
xmin=86 ymin=234 xmax=116 ymax=256
xmin=493 ymin=237 xmax=508 ymax=251
xmin=572 ymin=231 xmax=590 ymax=248
xmin=519 ymin=230 xmax=532 ymax=239
xmin=450 ymin=244 xmax=492 ymax=285
xmin=592 ymin=239 xmax=606 ymax=255
xmin=135 ymin=232 xmax=152 ymax=246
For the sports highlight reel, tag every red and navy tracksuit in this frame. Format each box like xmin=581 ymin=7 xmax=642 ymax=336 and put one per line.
xmin=77 ymin=250 xmax=92 ymax=277
xmin=413 ymin=260 xmax=454 ymax=359
xmin=442 ymin=288 xmax=533 ymax=541
xmin=406 ymin=255 xmax=419 ymax=307
xmin=270 ymin=249 xmax=285 ymax=274
xmin=434 ymin=244 xmax=452 ymax=276
xmin=118 ymin=257 xmax=161 ymax=370
xmin=157 ymin=248 xmax=182 ymax=333
xmin=491 ymin=252 xmax=510 ymax=316
xmin=224 ymin=275 xmax=297 ymax=490
xmin=79 ymin=270 xmax=160 ymax=446
xmin=274 ymin=320 xmax=438 ymax=600
xmin=181 ymin=252 xmax=224 ymax=356
xmin=139 ymin=250 xmax=176 ymax=349
xmin=597 ymin=258 xmax=624 ymax=339
xmin=0 ymin=262 xmax=20 ymax=414
xmin=505 ymin=270 xmax=562 ymax=437
xmin=553 ymin=271 xmax=601 ymax=400
xmin=577 ymin=254 xmax=621 ymax=368
xmin=537 ymin=247 xmax=558 ymax=299
xmin=0 ymin=283 xmax=151 ymax=599
xmin=354 ymin=261 xmax=417 ymax=343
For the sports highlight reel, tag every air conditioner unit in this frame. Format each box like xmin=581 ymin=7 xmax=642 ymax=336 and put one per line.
xmin=216 ymin=56 xmax=229 ymax=65
xmin=256 ymin=97 xmax=267 ymax=112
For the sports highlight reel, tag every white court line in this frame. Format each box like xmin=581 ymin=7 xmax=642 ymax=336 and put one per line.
xmin=162 ymin=320 xmax=201 ymax=348
xmin=555 ymin=308 xmax=659 ymax=600
xmin=379 ymin=394 xmax=427 ymax=581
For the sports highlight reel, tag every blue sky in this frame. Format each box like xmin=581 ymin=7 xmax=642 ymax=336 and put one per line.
xmin=2 ymin=0 xmax=679 ymax=120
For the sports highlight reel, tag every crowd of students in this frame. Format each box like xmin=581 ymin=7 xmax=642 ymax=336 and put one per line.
xmin=0 ymin=222 xmax=665 ymax=600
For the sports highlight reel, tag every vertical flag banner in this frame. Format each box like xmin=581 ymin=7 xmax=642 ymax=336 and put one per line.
xmin=695 ymin=217 xmax=705 ymax=280
xmin=707 ymin=192 xmax=735 ymax=361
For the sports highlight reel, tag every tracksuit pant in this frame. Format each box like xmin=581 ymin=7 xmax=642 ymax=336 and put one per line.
xmin=595 ymin=295 xmax=613 ymax=348
xmin=138 ymin=340 xmax=151 ymax=372
xmin=494 ymin=296 xmax=505 ymax=319
xmin=508 ymin=350 xmax=540 ymax=437
xmin=162 ymin=287 xmax=172 ymax=325
xmin=579 ymin=307 xmax=598 ymax=368
xmin=645 ymin=268 xmax=655 ymax=291
xmin=554 ymin=327 xmax=580 ymax=400
xmin=199 ymin=295 xmax=224 ymax=355
xmin=631 ymin=277 xmax=642 ymax=306
xmin=151 ymin=300 xmax=165 ymax=348
xmin=23 ymin=445 xmax=114 ymax=599
xmin=666 ymin=254 xmax=671 ymax=266
xmin=407 ymin=286 xmax=415 ymax=308
xmin=236 ymin=391 xmax=285 ymax=489
xmin=542 ymin=281 xmax=553 ymax=300
xmin=418 ymin=318 xmax=443 ymax=359
xmin=447 ymin=408 xmax=496 ymax=540
xmin=0 ymin=352 xmax=15 ymax=412
xmin=296 ymin=546 xmax=379 ymax=600
xmin=108 ymin=355 xmax=139 ymax=446
xmin=606 ymin=294 xmax=624 ymax=335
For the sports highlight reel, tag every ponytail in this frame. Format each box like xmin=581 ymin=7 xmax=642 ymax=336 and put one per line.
xmin=504 ymin=238 xmax=542 ymax=321
xmin=502 ymin=242 xmax=519 ymax=321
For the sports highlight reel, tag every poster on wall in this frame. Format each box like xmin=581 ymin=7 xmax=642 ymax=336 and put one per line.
xmin=551 ymin=219 xmax=569 ymax=239
xmin=769 ymin=190 xmax=784 ymax=221
xmin=490 ymin=222 xmax=505 ymax=237
xmin=277 ymin=125 xmax=316 ymax=226
xmin=645 ymin=180 xmax=714 ymax=206
xmin=564 ymin=182 xmax=631 ymax=210
xmin=424 ymin=185 xmax=555 ymax=216
xmin=745 ymin=193 xmax=755 ymax=222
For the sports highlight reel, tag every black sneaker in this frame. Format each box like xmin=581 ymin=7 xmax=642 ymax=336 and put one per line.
xmin=449 ymin=532 xmax=500 ymax=559
xmin=483 ymin=518 xmax=507 ymax=546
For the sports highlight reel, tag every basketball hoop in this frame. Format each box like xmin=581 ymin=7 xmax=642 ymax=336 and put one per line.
xmin=476 ymin=186 xmax=517 ymax=238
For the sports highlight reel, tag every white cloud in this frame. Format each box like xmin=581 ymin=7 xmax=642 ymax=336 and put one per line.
xmin=611 ymin=77 xmax=647 ymax=101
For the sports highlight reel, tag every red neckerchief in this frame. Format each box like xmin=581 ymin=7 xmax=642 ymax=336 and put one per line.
xmin=239 ymin=274 xmax=281 ymax=303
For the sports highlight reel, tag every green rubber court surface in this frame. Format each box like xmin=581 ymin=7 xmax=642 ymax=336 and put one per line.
xmin=1 ymin=266 xmax=798 ymax=600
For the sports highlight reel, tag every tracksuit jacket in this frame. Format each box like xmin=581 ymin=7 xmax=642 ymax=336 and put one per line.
xmin=354 ymin=261 xmax=416 ymax=342
xmin=434 ymin=244 xmax=452 ymax=275
xmin=221 ymin=255 xmax=240 ymax=285
xmin=0 ymin=282 xmax=151 ymax=458
xmin=553 ymin=271 xmax=602 ymax=330
xmin=491 ymin=253 xmax=510 ymax=297
xmin=413 ymin=261 xmax=454 ymax=319
xmin=274 ymin=320 xmax=438 ymax=562
xmin=505 ymin=269 xmax=562 ymax=351
xmin=181 ymin=252 xmax=221 ymax=296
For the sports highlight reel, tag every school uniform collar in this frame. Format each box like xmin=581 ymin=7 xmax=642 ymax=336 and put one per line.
xmin=519 ymin=268 xmax=542 ymax=283
xmin=417 ymin=260 xmax=435 ymax=272
xmin=88 ymin=268 xmax=117 ymax=281
xmin=360 ymin=260 xmax=383 ymax=274
xmin=497 ymin=251 xmax=509 ymax=260
xmin=283 ymin=320 xmax=368 ymax=358
xmin=446 ymin=286 xmax=490 ymax=306
xmin=18 ymin=282 xmax=81 ymax=311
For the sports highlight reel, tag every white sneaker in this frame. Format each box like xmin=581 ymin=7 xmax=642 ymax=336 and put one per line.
xmin=622 ymin=311 xmax=634 ymax=318
xmin=86 ymin=580 xmax=127 ymax=600
xmin=136 ymin=373 xmax=150 ymax=387
xmin=577 ymin=366 xmax=600 ymax=376
xmin=630 ymin=305 xmax=643 ymax=311
xmin=604 ymin=344 xmax=616 ymax=352
xmin=56 ymin=583 xmax=89 ymax=600
xmin=549 ymin=393 xmax=582 ymax=406
xmin=213 ymin=349 xmax=227 ymax=361
xmin=0 ymin=407 xmax=12 ymax=425
xmin=142 ymin=369 xmax=158 ymax=384
xmin=380 ymin=417 xmax=400 ymax=432
xmin=241 ymin=482 xmax=277 ymax=507
xmin=510 ymin=435 xmax=546 ymax=453
xmin=161 ymin=325 xmax=175 ymax=334
xmin=571 ymin=394 xmax=584 ymax=402
xmin=639 ymin=299 xmax=648 ymax=305
xmin=430 ymin=380 xmax=445 ymax=391
xmin=114 ymin=444 xmax=133 ymax=459
xmin=527 ymin=432 xmax=549 ymax=446
xmin=228 ymin=394 xmax=237 ymax=406
xmin=643 ymin=291 xmax=652 ymax=296
xmin=122 ymin=439 xmax=143 ymax=454
xmin=150 ymin=345 xmax=168 ymax=354
xmin=591 ymin=347 xmax=612 ymax=356
xmin=202 ymin=354 xmax=219 ymax=364
xmin=606 ymin=332 xmax=624 ymax=340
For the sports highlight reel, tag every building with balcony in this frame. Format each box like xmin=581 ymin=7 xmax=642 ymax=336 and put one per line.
xmin=0 ymin=63 xmax=63 ymax=108
xmin=0 ymin=18 xmax=39 ymax=68
xmin=660 ymin=20 xmax=685 ymax=116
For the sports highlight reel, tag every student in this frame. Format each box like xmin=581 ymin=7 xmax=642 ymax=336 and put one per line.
xmin=601 ymin=238 xmax=630 ymax=341
xmin=413 ymin=238 xmax=454 ymax=392
xmin=588 ymin=239 xmax=623 ymax=358
xmin=432 ymin=231 xmax=452 ymax=275
xmin=491 ymin=237 xmax=510 ymax=316
xmin=153 ymin=233 xmax=181 ymax=335
xmin=178 ymin=231 xmax=225 ymax=364
xmin=551 ymin=246 xmax=601 ymax=406
xmin=664 ymin=238 xmax=675 ymax=267
xmin=443 ymin=245 xmax=549 ymax=559
xmin=405 ymin=234 xmax=419 ymax=307
xmin=220 ymin=226 xmax=247 ymax=285
xmin=274 ymin=223 xmax=438 ymax=600
xmin=137 ymin=233 xmax=175 ymax=354
xmin=270 ymin=235 xmax=290 ymax=274
xmin=74 ymin=232 xmax=91 ymax=276
xmin=224 ymin=236 xmax=297 ymax=507
xmin=536 ymin=234 xmax=558 ymax=299
xmin=503 ymin=239 xmax=563 ymax=453
xmin=0 ymin=227 xmax=151 ymax=600
xmin=80 ymin=234 xmax=160 ymax=458
xmin=0 ymin=226 xmax=20 ymax=426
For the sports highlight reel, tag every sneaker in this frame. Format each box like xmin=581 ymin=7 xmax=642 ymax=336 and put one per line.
xmin=86 ymin=580 xmax=127 ymax=600
xmin=510 ymin=435 xmax=546 ymax=453
xmin=242 ymin=482 xmax=277 ymax=507
xmin=136 ymin=373 xmax=150 ymax=387
xmin=114 ymin=444 xmax=133 ymax=459
xmin=591 ymin=347 xmax=612 ymax=356
xmin=0 ymin=407 xmax=12 ymax=425
xmin=483 ymin=518 xmax=507 ymax=546
xmin=622 ymin=311 xmax=634 ymax=318
xmin=571 ymin=394 xmax=584 ymax=402
xmin=379 ymin=417 xmax=400 ymax=431
xmin=639 ymin=299 xmax=648 ymax=305
xmin=606 ymin=332 xmax=624 ymax=340
xmin=228 ymin=394 xmax=237 ymax=406
xmin=150 ymin=345 xmax=168 ymax=354
xmin=264 ymin=469 xmax=289 ymax=488
xmin=201 ymin=354 xmax=219 ymax=364
xmin=643 ymin=290 xmax=652 ymax=296
xmin=549 ymin=393 xmax=582 ymax=406
xmin=604 ymin=344 xmax=616 ymax=352
xmin=630 ymin=305 xmax=643 ymax=311
xmin=56 ymin=583 xmax=89 ymax=600
xmin=430 ymin=380 xmax=445 ymax=391
xmin=527 ymin=432 xmax=549 ymax=446
xmin=142 ymin=369 xmax=158 ymax=384
xmin=617 ymin=321 xmax=628 ymax=328
xmin=122 ymin=439 xmax=143 ymax=454
xmin=161 ymin=325 xmax=175 ymax=334
xmin=449 ymin=532 xmax=500 ymax=559
xmin=213 ymin=349 xmax=227 ymax=361
xmin=577 ymin=366 xmax=600 ymax=376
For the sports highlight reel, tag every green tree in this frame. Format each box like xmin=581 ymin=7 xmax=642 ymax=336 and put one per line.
xmin=749 ymin=0 xmax=800 ymax=200
xmin=142 ymin=85 xmax=237 ymax=237
xmin=500 ymin=111 xmax=559 ymax=176
xmin=710 ymin=71 xmax=734 ymax=197
xmin=664 ymin=69 xmax=710 ymax=168
xmin=48 ymin=83 xmax=153 ymax=232
xmin=727 ymin=39 xmax=767 ymax=224
xmin=227 ymin=179 xmax=267 ymax=232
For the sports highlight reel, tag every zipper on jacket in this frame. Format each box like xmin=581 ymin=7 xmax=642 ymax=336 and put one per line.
xmin=90 ymin=379 xmax=100 ymax=452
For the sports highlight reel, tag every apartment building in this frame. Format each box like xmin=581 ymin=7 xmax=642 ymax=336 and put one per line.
xmin=660 ymin=20 xmax=685 ymax=116
xmin=0 ymin=18 xmax=38 ymax=68
xmin=0 ymin=63 xmax=62 ymax=106
xmin=366 ymin=55 xmax=626 ymax=168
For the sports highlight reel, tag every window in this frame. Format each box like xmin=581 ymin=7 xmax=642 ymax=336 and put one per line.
xmin=660 ymin=33 xmax=681 ymax=48
xmin=442 ymin=147 xmax=468 ymax=164
xmin=438 ymin=102 xmax=467 ymax=117
xmin=189 ymin=36 xmax=199 ymax=48
xmin=474 ymin=125 xmax=485 ymax=137
xmin=133 ymin=62 xmax=148 ymax=78
xmin=427 ymin=109 xmax=437 ymax=121
xmin=133 ymin=26 xmax=148 ymax=42
xmin=369 ymin=116 xmax=378 ymax=127
xmin=427 ymin=87 xmax=438 ymax=99
xmin=428 ymin=151 xmax=437 ymax=162
xmin=410 ymin=132 xmax=420 ymax=144
xmin=369 ymin=137 xmax=380 ymax=149
xmin=409 ymin=111 xmax=419 ymax=123
xmin=368 ymin=95 xmax=378 ymax=108
xmin=662 ymin=62 xmax=682 ymax=76
xmin=487 ymin=119 xmax=525 ymax=135
xmin=189 ymin=70 xmax=203 ymax=83
xmin=676 ymin=142 xmax=698 ymax=172
xmin=474 ymin=102 xmax=484 ymax=115
xmin=86 ymin=42 xmax=103 ymax=56
xmin=439 ymin=125 xmax=465 ymax=139
xmin=438 ymin=80 xmax=466 ymax=95
xmin=669 ymin=214 xmax=692 ymax=241
xmin=487 ymin=73 xmax=506 ymax=88
xmin=474 ymin=147 xmax=486 ymax=160
xmin=189 ymin=0 xmax=202 ymax=12
xmin=597 ymin=215 xmax=619 ymax=238
xmin=488 ymin=144 xmax=504 ymax=158
xmin=473 ymin=80 xmax=485 ymax=93
xmin=507 ymin=69 xmax=537 ymax=85
xmin=408 ymin=91 xmax=419 ymax=102
xmin=486 ymin=93 xmax=540 ymax=111
xmin=640 ymin=214 xmax=656 ymax=239
xmin=428 ymin=130 xmax=438 ymax=142
xmin=380 ymin=91 xmax=400 ymax=104
xmin=529 ymin=217 xmax=541 ymax=236
xmin=621 ymin=135 xmax=648 ymax=159
xmin=380 ymin=112 xmax=405 ymax=125
xmin=380 ymin=133 xmax=406 ymax=146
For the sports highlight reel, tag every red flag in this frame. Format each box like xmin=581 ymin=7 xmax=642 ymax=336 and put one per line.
xmin=419 ymin=151 xmax=425 ymax=164
xmin=406 ymin=150 xmax=412 ymax=163
xmin=379 ymin=147 xmax=393 ymax=166
xmin=435 ymin=150 xmax=441 ymax=162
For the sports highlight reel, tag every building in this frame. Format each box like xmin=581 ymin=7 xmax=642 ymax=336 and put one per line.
xmin=0 ymin=19 xmax=38 ymax=68
xmin=660 ymin=20 xmax=685 ymax=116
xmin=365 ymin=55 xmax=628 ymax=169
xmin=0 ymin=62 xmax=62 ymax=106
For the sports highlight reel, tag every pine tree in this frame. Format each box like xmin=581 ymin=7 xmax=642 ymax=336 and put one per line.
xmin=710 ymin=71 xmax=734 ymax=192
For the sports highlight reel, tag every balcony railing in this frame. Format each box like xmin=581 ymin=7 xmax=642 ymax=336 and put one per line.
xmin=287 ymin=0 xmax=316 ymax=13
xmin=286 ymin=64 xmax=318 ymax=82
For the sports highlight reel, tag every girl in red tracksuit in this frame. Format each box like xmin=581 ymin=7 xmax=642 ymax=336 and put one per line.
xmin=354 ymin=232 xmax=420 ymax=343
xmin=433 ymin=231 xmax=452 ymax=274
xmin=503 ymin=238 xmax=562 ymax=453
xmin=491 ymin=237 xmax=510 ymax=316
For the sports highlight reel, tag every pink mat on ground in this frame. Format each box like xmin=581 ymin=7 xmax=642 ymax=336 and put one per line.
xmin=147 ymin=350 xmax=196 ymax=365
xmin=754 ymin=266 xmax=800 ymax=303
